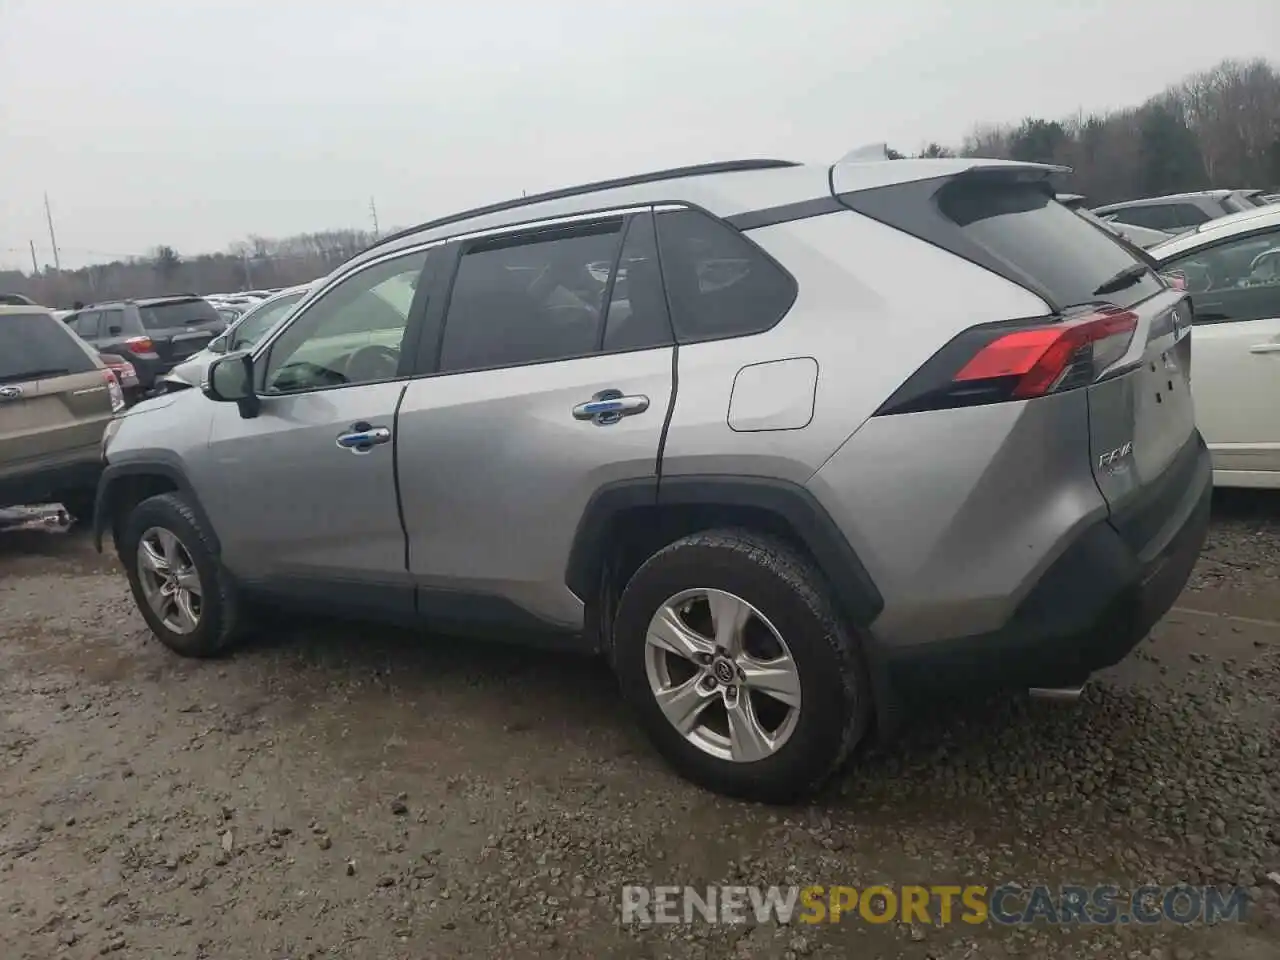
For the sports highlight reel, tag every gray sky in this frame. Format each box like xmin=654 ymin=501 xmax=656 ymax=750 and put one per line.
xmin=2 ymin=0 xmax=1276 ymax=270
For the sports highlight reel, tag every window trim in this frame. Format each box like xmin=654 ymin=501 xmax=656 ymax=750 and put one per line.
xmin=1160 ymin=225 xmax=1280 ymax=325
xmin=248 ymin=244 xmax=440 ymax=397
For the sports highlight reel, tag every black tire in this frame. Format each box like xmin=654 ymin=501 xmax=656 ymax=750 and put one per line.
xmin=612 ymin=528 xmax=870 ymax=803
xmin=119 ymin=492 xmax=243 ymax=658
xmin=58 ymin=489 xmax=97 ymax=525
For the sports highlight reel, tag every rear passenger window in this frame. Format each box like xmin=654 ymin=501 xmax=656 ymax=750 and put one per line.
xmin=438 ymin=220 xmax=625 ymax=373
xmin=655 ymin=209 xmax=796 ymax=342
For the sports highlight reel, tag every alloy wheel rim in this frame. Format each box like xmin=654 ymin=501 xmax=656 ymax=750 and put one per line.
xmin=136 ymin=526 xmax=203 ymax=635
xmin=643 ymin=587 xmax=801 ymax=763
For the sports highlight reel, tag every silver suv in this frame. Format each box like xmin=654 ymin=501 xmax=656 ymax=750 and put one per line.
xmin=95 ymin=157 xmax=1211 ymax=802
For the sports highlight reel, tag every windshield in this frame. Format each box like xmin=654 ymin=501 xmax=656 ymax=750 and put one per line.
xmin=230 ymin=291 xmax=306 ymax=348
xmin=139 ymin=298 xmax=221 ymax=330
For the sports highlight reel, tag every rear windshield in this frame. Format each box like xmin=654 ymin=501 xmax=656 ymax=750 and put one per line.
xmin=937 ymin=181 xmax=1165 ymax=310
xmin=0 ymin=312 xmax=98 ymax=383
xmin=138 ymin=298 xmax=221 ymax=330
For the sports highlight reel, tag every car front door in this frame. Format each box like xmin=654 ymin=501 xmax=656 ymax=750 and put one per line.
xmin=1165 ymin=227 xmax=1280 ymax=482
xmin=203 ymin=246 xmax=438 ymax=614
xmin=397 ymin=210 xmax=676 ymax=630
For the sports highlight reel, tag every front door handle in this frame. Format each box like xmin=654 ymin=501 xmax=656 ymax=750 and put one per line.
xmin=1248 ymin=342 xmax=1280 ymax=354
xmin=336 ymin=423 xmax=391 ymax=453
xmin=572 ymin=391 xmax=650 ymax=426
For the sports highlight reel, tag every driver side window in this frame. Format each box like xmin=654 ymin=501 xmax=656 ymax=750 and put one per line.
xmin=262 ymin=250 xmax=429 ymax=394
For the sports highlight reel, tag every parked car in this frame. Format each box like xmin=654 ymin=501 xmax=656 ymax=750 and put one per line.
xmin=0 ymin=293 xmax=39 ymax=306
xmin=95 ymin=156 xmax=1209 ymax=802
xmin=162 ymin=283 xmax=316 ymax=389
xmin=99 ymin=353 xmax=143 ymax=406
xmin=1094 ymin=190 xmax=1261 ymax=235
xmin=1 ymin=304 xmax=123 ymax=520
xmin=1058 ymin=194 xmax=1172 ymax=248
xmin=1148 ymin=204 xmax=1280 ymax=488
xmin=213 ymin=304 xmax=246 ymax=325
xmin=60 ymin=296 xmax=227 ymax=391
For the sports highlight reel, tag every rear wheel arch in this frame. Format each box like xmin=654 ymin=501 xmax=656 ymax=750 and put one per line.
xmin=566 ymin=475 xmax=885 ymax=653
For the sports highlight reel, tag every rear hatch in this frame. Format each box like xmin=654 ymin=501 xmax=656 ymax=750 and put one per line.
xmin=139 ymin=297 xmax=226 ymax=363
xmin=0 ymin=310 xmax=116 ymax=474
xmin=835 ymin=163 xmax=1197 ymax=519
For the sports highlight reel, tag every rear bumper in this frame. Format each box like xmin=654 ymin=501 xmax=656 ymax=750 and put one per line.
xmin=0 ymin=454 xmax=103 ymax=510
xmin=883 ymin=431 xmax=1212 ymax=692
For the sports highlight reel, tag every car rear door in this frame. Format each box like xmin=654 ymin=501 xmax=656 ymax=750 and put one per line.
xmin=396 ymin=209 xmax=675 ymax=630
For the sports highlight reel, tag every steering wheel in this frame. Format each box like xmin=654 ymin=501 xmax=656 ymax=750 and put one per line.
xmin=343 ymin=344 xmax=401 ymax=382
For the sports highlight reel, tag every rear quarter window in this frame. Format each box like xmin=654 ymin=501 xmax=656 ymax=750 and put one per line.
xmin=139 ymin=299 xmax=221 ymax=330
xmin=0 ymin=313 xmax=98 ymax=382
xmin=654 ymin=209 xmax=796 ymax=342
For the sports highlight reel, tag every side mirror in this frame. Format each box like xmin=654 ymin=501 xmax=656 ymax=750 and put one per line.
xmin=208 ymin=335 xmax=228 ymax=355
xmin=204 ymin=352 xmax=260 ymax=419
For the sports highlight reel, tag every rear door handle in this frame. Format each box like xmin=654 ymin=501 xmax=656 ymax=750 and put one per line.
xmin=336 ymin=423 xmax=391 ymax=453
xmin=1248 ymin=342 xmax=1280 ymax=354
xmin=572 ymin=391 xmax=650 ymax=425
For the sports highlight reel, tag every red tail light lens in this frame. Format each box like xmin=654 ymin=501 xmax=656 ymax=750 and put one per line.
xmin=954 ymin=308 xmax=1138 ymax=399
xmin=125 ymin=336 xmax=155 ymax=355
xmin=102 ymin=369 xmax=125 ymax=412
xmin=874 ymin=307 xmax=1140 ymax=416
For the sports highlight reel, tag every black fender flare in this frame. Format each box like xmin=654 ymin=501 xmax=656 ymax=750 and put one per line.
xmin=565 ymin=474 xmax=884 ymax=628
xmin=93 ymin=458 xmax=221 ymax=555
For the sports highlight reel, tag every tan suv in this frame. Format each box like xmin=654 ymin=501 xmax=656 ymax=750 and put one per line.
xmin=0 ymin=305 xmax=123 ymax=521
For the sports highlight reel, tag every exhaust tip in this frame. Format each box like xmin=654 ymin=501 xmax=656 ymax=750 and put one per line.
xmin=1028 ymin=684 xmax=1085 ymax=703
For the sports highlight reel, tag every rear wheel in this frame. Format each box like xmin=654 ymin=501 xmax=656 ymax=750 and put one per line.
xmin=119 ymin=492 xmax=243 ymax=658
xmin=613 ymin=529 xmax=870 ymax=803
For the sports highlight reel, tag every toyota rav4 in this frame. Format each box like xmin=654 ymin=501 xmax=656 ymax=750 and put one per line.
xmin=95 ymin=156 xmax=1211 ymax=802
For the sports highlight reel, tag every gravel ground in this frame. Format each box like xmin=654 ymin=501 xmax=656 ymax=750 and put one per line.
xmin=0 ymin=493 xmax=1277 ymax=959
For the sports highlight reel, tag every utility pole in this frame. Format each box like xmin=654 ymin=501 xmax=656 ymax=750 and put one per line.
xmin=241 ymin=250 xmax=253 ymax=291
xmin=29 ymin=240 xmax=39 ymax=276
xmin=44 ymin=193 xmax=61 ymax=271
xmin=369 ymin=196 xmax=381 ymax=239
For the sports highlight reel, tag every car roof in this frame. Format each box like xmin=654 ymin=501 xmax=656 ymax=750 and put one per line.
xmin=343 ymin=155 xmax=1064 ymax=274
xmin=0 ymin=303 xmax=54 ymax=317
xmin=1148 ymin=204 xmax=1280 ymax=260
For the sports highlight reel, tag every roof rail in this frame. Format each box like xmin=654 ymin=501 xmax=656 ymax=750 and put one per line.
xmin=359 ymin=158 xmax=800 ymax=256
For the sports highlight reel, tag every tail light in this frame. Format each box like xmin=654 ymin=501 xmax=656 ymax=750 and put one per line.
xmin=102 ymin=369 xmax=125 ymax=412
xmin=875 ymin=307 xmax=1139 ymax=416
xmin=124 ymin=336 xmax=156 ymax=356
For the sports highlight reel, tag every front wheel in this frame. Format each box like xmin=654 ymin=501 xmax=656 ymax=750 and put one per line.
xmin=119 ymin=492 xmax=243 ymax=658
xmin=612 ymin=529 xmax=871 ymax=803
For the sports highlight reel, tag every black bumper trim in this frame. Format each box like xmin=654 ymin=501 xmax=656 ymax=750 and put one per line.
xmin=882 ymin=432 xmax=1212 ymax=692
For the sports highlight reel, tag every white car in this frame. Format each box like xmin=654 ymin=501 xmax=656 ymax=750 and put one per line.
xmin=1149 ymin=205 xmax=1280 ymax=488
xmin=162 ymin=283 xmax=317 ymax=388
